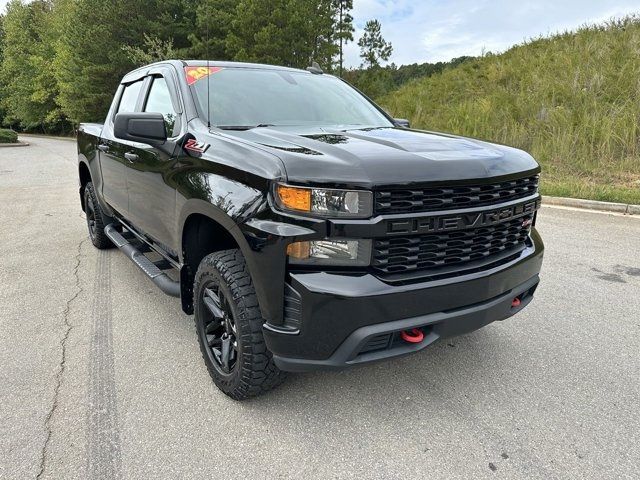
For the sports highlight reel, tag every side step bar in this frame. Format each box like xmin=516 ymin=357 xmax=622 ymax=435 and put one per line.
xmin=104 ymin=224 xmax=180 ymax=298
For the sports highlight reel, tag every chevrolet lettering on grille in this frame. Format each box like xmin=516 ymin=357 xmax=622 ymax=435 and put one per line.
xmin=386 ymin=198 xmax=541 ymax=235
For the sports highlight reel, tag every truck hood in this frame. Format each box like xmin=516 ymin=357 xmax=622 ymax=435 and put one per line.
xmin=220 ymin=126 xmax=540 ymax=188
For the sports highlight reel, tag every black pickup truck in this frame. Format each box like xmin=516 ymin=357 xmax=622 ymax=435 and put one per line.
xmin=78 ymin=60 xmax=544 ymax=399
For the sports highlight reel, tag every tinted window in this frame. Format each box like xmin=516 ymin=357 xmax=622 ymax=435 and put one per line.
xmin=117 ymin=80 xmax=143 ymax=113
xmin=189 ymin=68 xmax=393 ymax=129
xmin=144 ymin=76 xmax=177 ymax=135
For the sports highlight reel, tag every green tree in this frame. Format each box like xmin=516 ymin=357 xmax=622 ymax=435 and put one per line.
xmin=227 ymin=0 xmax=336 ymax=70
xmin=122 ymin=33 xmax=178 ymax=66
xmin=54 ymin=0 xmax=129 ymax=123
xmin=189 ymin=0 xmax=238 ymax=60
xmin=125 ymin=0 xmax=198 ymax=64
xmin=148 ymin=0 xmax=198 ymax=57
xmin=0 ymin=0 xmax=65 ymax=131
xmin=348 ymin=67 xmax=393 ymax=99
xmin=332 ymin=0 xmax=354 ymax=76
xmin=311 ymin=0 xmax=337 ymax=70
xmin=358 ymin=19 xmax=393 ymax=69
xmin=0 ymin=13 xmax=6 ymax=126
xmin=53 ymin=0 xmax=194 ymax=123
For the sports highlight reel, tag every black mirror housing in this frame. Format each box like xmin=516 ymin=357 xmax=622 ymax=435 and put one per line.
xmin=114 ymin=112 xmax=167 ymax=145
xmin=394 ymin=118 xmax=410 ymax=128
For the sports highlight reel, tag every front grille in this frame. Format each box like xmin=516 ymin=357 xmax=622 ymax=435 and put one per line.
xmin=372 ymin=214 xmax=534 ymax=276
xmin=375 ymin=175 xmax=539 ymax=214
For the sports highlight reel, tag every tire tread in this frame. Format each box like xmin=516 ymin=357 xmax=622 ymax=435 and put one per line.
xmin=85 ymin=182 xmax=112 ymax=249
xmin=194 ymin=249 xmax=286 ymax=400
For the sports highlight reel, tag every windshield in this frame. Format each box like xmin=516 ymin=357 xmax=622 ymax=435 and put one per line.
xmin=188 ymin=67 xmax=393 ymax=129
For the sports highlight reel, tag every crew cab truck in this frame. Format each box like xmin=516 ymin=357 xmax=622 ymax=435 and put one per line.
xmin=78 ymin=60 xmax=544 ymax=400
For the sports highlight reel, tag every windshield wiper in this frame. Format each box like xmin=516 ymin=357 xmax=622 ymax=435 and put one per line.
xmin=216 ymin=124 xmax=275 ymax=131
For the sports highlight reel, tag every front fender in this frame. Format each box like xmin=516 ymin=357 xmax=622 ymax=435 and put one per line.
xmin=177 ymin=197 xmax=320 ymax=324
xmin=175 ymin=171 xmax=320 ymax=324
xmin=175 ymin=169 xmax=267 ymax=258
xmin=177 ymin=197 xmax=252 ymax=257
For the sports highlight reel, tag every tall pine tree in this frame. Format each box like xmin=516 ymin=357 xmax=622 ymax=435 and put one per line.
xmin=189 ymin=0 xmax=239 ymax=60
xmin=332 ymin=0 xmax=354 ymax=76
xmin=358 ymin=19 xmax=393 ymax=69
xmin=53 ymin=0 xmax=197 ymax=123
xmin=226 ymin=0 xmax=336 ymax=70
xmin=124 ymin=0 xmax=199 ymax=64
xmin=54 ymin=0 xmax=138 ymax=123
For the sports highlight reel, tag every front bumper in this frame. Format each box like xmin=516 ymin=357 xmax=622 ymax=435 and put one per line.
xmin=264 ymin=229 xmax=544 ymax=372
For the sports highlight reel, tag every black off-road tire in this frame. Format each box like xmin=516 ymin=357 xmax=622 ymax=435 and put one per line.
xmin=194 ymin=249 xmax=286 ymax=400
xmin=84 ymin=182 xmax=112 ymax=249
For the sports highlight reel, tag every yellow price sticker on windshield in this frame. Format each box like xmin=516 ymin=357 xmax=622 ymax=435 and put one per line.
xmin=185 ymin=66 xmax=223 ymax=85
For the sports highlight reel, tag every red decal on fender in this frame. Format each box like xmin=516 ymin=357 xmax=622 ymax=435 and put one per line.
xmin=184 ymin=66 xmax=223 ymax=85
xmin=184 ymin=138 xmax=210 ymax=154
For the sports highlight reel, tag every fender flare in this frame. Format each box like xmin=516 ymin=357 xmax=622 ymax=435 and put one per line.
xmin=78 ymin=158 xmax=113 ymax=219
xmin=176 ymin=198 xmax=311 ymax=324
xmin=176 ymin=198 xmax=253 ymax=263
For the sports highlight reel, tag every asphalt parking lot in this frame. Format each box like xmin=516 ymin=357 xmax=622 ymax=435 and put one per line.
xmin=1 ymin=136 xmax=639 ymax=479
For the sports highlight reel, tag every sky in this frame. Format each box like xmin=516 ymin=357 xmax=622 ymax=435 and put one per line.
xmin=344 ymin=0 xmax=640 ymax=66
xmin=1 ymin=0 xmax=639 ymax=67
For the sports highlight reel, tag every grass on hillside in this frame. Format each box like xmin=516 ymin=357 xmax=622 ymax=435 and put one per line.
xmin=0 ymin=128 xmax=18 ymax=144
xmin=379 ymin=16 xmax=640 ymax=205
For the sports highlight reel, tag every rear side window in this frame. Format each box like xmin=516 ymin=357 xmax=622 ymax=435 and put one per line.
xmin=144 ymin=76 xmax=178 ymax=136
xmin=117 ymin=80 xmax=143 ymax=113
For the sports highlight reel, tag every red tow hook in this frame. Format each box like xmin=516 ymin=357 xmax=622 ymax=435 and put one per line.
xmin=512 ymin=297 xmax=522 ymax=308
xmin=401 ymin=328 xmax=424 ymax=343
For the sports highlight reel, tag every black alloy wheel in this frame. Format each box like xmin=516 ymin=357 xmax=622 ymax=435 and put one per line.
xmin=200 ymin=283 xmax=239 ymax=374
xmin=193 ymin=249 xmax=286 ymax=400
xmin=83 ymin=182 xmax=112 ymax=249
xmin=85 ymin=190 xmax=97 ymax=241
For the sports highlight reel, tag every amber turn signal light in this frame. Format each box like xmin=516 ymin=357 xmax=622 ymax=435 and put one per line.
xmin=277 ymin=185 xmax=311 ymax=212
xmin=287 ymin=241 xmax=310 ymax=259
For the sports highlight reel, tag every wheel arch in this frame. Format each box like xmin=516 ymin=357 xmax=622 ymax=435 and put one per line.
xmin=178 ymin=200 xmax=258 ymax=314
xmin=78 ymin=161 xmax=92 ymax=211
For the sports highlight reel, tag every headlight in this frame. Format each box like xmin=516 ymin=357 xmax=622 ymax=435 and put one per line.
xmin=287 ymin=239 xmax=372 ymax=266
xmin=275 ymin=184 xmax=373 ymax=218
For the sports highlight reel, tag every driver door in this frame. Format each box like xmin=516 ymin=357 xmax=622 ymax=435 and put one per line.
xmin=124 ymin=71 xmax=182 ymax=254
xmin=99 ymin=79 xmax=145 ymax=216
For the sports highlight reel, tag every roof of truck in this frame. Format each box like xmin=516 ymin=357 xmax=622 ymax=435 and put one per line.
xmin=121 ymin=59 xmax=317 ymax=84
xmin=182 ymin=60 xmax=307 ymax=73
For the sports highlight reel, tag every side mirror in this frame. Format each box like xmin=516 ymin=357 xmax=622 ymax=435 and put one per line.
xmin=394 ymin=118 xmax=410 ymax=128
xmin=114 ymin=112 xmax=167 ymax=145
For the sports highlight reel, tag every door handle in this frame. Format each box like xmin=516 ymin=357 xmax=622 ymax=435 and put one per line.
xmin=97 ymin=144 xmax=109 ymax=152
xmin=124 ymin=152 xmax=139 ymax=163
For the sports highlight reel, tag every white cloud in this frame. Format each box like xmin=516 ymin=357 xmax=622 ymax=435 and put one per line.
xmin=345 ymin=0 xmax=640 ymax=66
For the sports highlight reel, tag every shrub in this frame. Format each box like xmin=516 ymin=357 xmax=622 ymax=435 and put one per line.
xmin=0 ymin=129 xmax=19 ymax=144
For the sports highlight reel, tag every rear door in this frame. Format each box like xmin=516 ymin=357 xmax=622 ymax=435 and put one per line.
xmin=99 ymin=79 xmax=146 ymax=216
xmin=124 ymin=69 xmax=183 ymax=254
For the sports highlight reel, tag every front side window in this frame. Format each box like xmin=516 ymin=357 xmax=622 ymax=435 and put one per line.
xmin=117 ymin=80 xmax=143 ymax=113
xmin=144 ymin=76 xmax=178 ymax=136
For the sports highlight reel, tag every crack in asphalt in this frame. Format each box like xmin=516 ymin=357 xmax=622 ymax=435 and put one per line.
xmin=36 ymin=238 xmax=87 ymax=479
